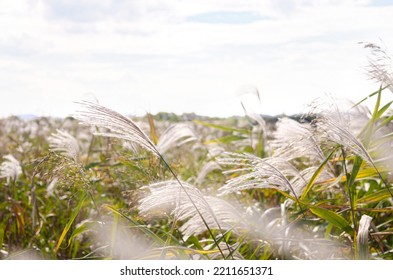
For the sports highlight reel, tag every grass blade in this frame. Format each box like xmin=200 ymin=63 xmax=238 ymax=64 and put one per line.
xmin=352 ymin=85 xmax=389 ymax=107
xmin=194 ymin=120 xmax=249 ymax=134
xmin=357 ymin=188 xmax=393 ymax=204
xmin=55 ymin=193 xmax=87 ymax=253
xmin=206 ymin=135 xmax=246 ymax=144
xmin=376 ymin=100 xmax=393 ymax=119
xmin=147 ymin=113 xmax=159 ymax=145
xmin=309 ymin=206 xmax=354 ymax=235
xmin=300 ymin=149 xmax=336 ymax=200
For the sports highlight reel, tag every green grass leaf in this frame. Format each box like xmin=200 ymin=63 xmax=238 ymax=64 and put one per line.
xmin=194 ymin=120 xmax=249 ymax=134
xmin=300 ymin=149 xmax=336 ymax=200
xmin=309 ymin=206 xmax=353 ymax=235
xmin=206 ymin=134 xmax=246 ymax=144
xmin=357 ymin=188 xmax=393 ymax=204
xmin=376 ymin=100 xmax=393 ymax=119
xmin=353 ymin=85 xmax=389 ymax=107
xmin=55 ymin=193 xmax=87 ymax=253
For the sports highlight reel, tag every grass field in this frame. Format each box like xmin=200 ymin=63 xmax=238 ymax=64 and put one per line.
xmin=1 ymin=44 xmax=393 ymax=260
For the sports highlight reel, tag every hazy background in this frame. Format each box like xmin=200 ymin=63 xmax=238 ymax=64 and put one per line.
xmin=1 ymin=0 xmax=392 ymax=118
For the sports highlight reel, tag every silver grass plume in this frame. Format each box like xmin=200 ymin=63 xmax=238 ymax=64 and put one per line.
xmin=0 ymin=154 xmax=22 ymax=184
xmin=157 ymin=123 xmax=197 ymax=155
xmin=218 ymin=153 xmax=304 ymax=198
xmin=272 ymin=118 xmax=336 ymax=190
xmin=272 ymin=118 xmax=324 ymax=163
xmin=46 ymin=177 xmax=58 ymax=196
xmin=370 ymin=128 xmax=393 ymax=174
xmin=140 ymin=180 xmax=344 ymax=259
xmin=308 ymin=99 xmax=378 ymax=177
xmin=361 ymin=42 xmax=393 ymax=92
xmin=237 ymin=86 xmax=262 ymax=117
xmin=307 ymin=95 xmax=370 ymax=137
xmin=48 ymin=129 xmax=80 ymax=161
xmin=246 ymin=112 xmax=268 ymax=154
xmin=315 ymin=114 xmax=374 ymax=165
xmin=74 ymin=101 xmax=159 ymax=157
xmin=292 ymin=166 xmax=333 ymax=195
xmin=237 ymin=86 xmax=268 ymax=153
xmin=179 ymin=196 xmax=245 ymax=240
xmin=206 ymin=144 xmax=226 ymax=159
xmin=139 ymin=180 xmax=209 ymax=219
xmin=196 ymin=160 xmax=222 ymax=185
xmin=139 ymin=180 xmax=245 ymax=240
xmin=247 ymin=112 xmax=266 ymax=129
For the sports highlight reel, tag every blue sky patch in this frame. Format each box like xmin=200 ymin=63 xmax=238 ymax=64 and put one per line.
xmin=371 ymin=0 xmax=393 ymax=6
xmin=186 ymin=11 xmax=270 ymax=24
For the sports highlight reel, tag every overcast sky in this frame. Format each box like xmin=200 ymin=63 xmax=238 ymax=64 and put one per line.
xmin=1 ymin=0 xmax=393 ymax=118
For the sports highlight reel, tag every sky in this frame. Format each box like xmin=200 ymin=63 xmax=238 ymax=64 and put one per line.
xmin=0 ymin=0 xmax=393 ymax=118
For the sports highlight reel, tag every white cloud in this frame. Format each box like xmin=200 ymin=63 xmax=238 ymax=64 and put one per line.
xmin=0 ymin=0 xmax=392 ymax=117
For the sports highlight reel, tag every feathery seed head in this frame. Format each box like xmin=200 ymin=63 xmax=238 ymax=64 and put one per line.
xmin=48 ymin=129 xmax=80 ymax=161
xmin=361 ymin=41 xmax=393 ymax=92
xmin=74 ymin=101 xmax=159 ymax=157
xmin=272 ymin=118 xmax=324 ymax=164
xmin=196 ymin=160 xmax=222 ymax=185
xmin=157 ymin=123 xmax=197 ymax=155
xmin=139 ymin=180 xmax=246 ymax=240
xmin=0 ymin=154 xmax=22 ymax=184
xmin=218 ymin=153 xmax=302 ymax=197
xmin=315 ymin=114 xmax=374 ymax=164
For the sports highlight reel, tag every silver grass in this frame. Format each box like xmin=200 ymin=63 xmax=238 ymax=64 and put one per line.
xmin=139 ymin=180 xmax=245 ymax=240
xmin=241 ymin=201 xmax=345 ymax=259
xmin=0 ymin=154 xmax=22 ymax=184
xmin=348 ymin=103 xmax=373 ymax=136
xmin=257 ymin=205 xmax=345 ymax=259
xmin=371 ymin=135 xmax=393 ymax=174
xmin=246 ymin=112 xmax=269 ymax=154
xmin=74 ymin=101 xmax=159 ymax=157
xmin=236 ymin=86 xmax=268 ymax=152
xmin=206 ymin=144 xmax=225 ymax=159
xmin=365 ymin=112 xmax=393 ymax=174
xmin=74 ymin=101 xmax=227 ymax=255
xmin=272 ymin=118 xmax=324 ymax=163
xmin=316 ymin=114 xmax=374 ymax=165
xmin=247 ymin=112 xmax=266 ymax=129
xmin=157 ymin=123 xmax=197 ymax=155
xmin=308 ymin=99 xmax=377 ymax=173
xmin=291 ymin=166 xmax=334 ymax=196
xmin=362 ymin=42 xmax=393 ymax=92
xmin=139 ymin=180 xmax=209 ymax=219
xmin=218 ymin=153 xmax=303 ymax=198
xmin=46 ymin=177 xmax=58 ymax=196
xmin=121 ymin=140 xmax=142 ymax=154
xmin=179 ymin=196 xmax=246 ymax=240
xmin=237 ymin=86 xmax=262 ymax=117
xmin=308 ymin=96 xmax=371 ymax=137
xmin=196 ymin=161 xmax=222 ymax=185
xmin=48 ymin=129 xmax=80 ymax=161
